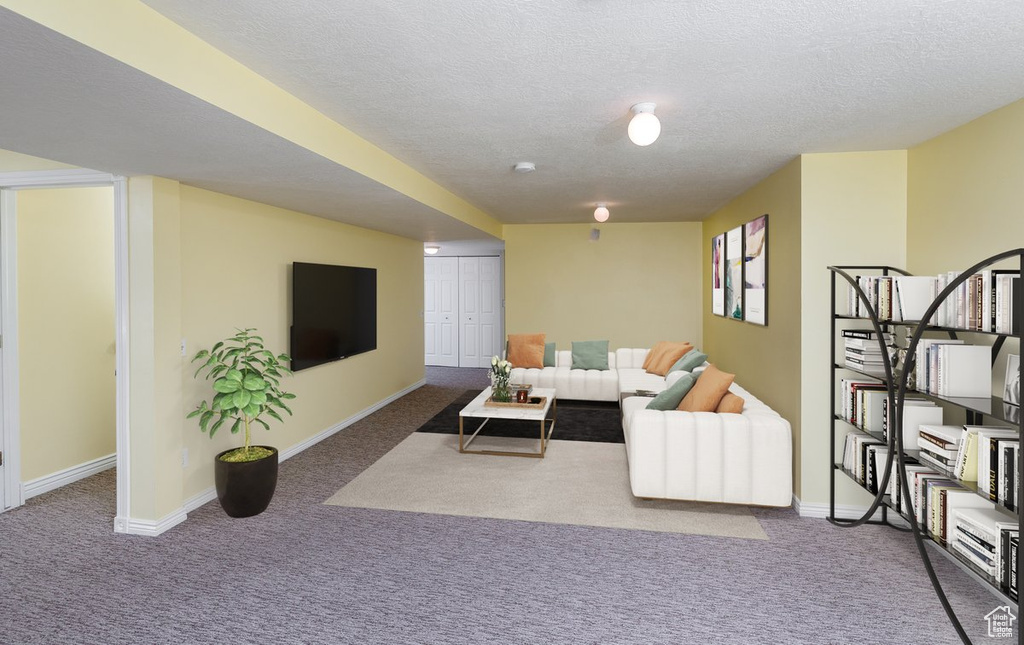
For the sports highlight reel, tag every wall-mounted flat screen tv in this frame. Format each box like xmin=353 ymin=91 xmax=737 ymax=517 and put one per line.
xmin=290 ymin=262 xmax=377 ymax=371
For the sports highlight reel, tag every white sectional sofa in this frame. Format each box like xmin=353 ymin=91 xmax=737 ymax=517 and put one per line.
xmin=509 ymin=346 xmax=793 ymax=508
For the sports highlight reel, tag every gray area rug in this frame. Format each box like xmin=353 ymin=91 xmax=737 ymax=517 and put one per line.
xmin=0 ymin=366 xmax=1012 ymax=644
xmin=326 ymin=433 xmax=766 ymax=539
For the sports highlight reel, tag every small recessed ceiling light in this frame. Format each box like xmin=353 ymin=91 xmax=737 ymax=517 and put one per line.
xmin=628 ymin=102 xmax=661 ymax=146
xmin=514 ymin=162 xmax=536 ymax=173
xmin=424 ymin=245 xmax=440 ymax=255
xmin=593 ymin=203 xmax=610 ymax=222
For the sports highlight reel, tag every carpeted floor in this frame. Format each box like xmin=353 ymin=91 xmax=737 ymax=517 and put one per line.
xmin=0 ymin=366 xmax=1012 ymax=643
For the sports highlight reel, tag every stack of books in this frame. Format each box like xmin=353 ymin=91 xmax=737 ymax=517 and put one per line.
xmin=950 ymin=506 xmax=1018 ymax=583
xmin=844 ymin=336 xmax=887 ymax=374
xmin=917 ymin=425 xmax=963 ymax=475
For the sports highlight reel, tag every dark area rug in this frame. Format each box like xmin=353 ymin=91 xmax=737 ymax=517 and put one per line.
xmin=416 ymin=390 xmax=624 ymax=443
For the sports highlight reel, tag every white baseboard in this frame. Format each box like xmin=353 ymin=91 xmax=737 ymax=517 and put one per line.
xmin=180 ymin=379 xmax=428 ymax=517
xmin=278 ymin=378 xmax=426 ymax=462
xmin=22 ymin=453 xmax=116 ymax=500
xmin=793 ymin=494 xmax=885 ymax=521
xmin=183 ymin=487 xmax=218 ymax=514
xmin=119 ymin=508 xmax=188 ymax=537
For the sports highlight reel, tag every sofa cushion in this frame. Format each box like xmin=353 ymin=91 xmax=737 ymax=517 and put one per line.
xmin=715 ymin=392 xmax=745 ymax=413
xmin=669 ymin=350 xmax=708 ymax=374
xmin=507 ymin=333 xmax=546 ymax=368
xmin=647 ymin=342 xmax=693 ymax=376
xmin=572 ymin=340 xmax=609 ymax=370
xmin=543 ymin=342 xmax=556 ymax=367
xmin=677 ymin=364 xmax=735 ymax=412
xmin=646 ymin=372 xmax=698 ymax=410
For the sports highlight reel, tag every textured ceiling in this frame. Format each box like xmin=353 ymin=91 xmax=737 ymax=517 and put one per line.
xmin=138 ymin=0 xmax=1024 ymax=225
xmin=0 ymin=7 xmax=491 ymax=243
xmin=3 ymin=2 xmax=1024 ymax=241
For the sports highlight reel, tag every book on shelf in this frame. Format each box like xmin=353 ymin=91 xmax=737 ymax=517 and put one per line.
xmin=950 ymin=506 xmax=1018 ymax=579
xmin=882 ymin=397 xmax=943 ymax=449
xmin=915 ymin=473 xmax=957 ymax=525
xmin=895 ymin=276 xmax=939 ymax=323
xmin=936 ymin=344 xmax=991 ymax=398
xmin=891 ymin=464 xmax=934 ymax=514
xmin=998 ymin=441 xmax=1019 ymax=511
xmin=916 ymin=338 xmax=964 ymax=394
xmin=1004 ymin=533 xmax=1019 ymax=600
xmin=994 ymin=273 xmax=1020 ymax=335
xmin=943 ymin=489 xmax=996 ymax=547
xmin=841 ymin=329 xmax=891 ymax=340
xmin=928 ymin=480 xmax=966 ymax=539
xmin=975 ymin=427 xmax=1018 ymax=500
xmin=953 ymin=426 xmax=980 ymax=481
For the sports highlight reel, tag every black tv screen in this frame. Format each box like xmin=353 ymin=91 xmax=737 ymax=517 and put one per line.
xmin=290 ymin=262 xmax=377 ymax=371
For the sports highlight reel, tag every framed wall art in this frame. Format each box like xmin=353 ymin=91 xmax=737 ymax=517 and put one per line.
xmin=725 ymin=226 xmax=744 ymax=320
xmin=712 ymin=233 xmax=725 ymax=316
xmin=743 ymin=214 xmax=768 ymax=326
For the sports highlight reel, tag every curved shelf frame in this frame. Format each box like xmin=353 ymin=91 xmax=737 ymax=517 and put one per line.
xmin=829 ymin=250 xmax=1024 ymax=645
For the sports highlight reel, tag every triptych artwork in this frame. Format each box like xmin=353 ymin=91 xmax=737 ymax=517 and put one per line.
xmin=711 ymin=214 xmax=768 ymax=326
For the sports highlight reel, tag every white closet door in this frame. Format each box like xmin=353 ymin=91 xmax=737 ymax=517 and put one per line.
xmin=424 ymin=257 xmax=458 ymax=367
xmin=458 ymin=257 xmax=481 ymax=367
xmin=477 ymin=256 xmax=502 ymax=363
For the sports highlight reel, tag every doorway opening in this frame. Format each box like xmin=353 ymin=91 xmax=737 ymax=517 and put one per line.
xmin=0 ymin=169 xmax=130 ymax=534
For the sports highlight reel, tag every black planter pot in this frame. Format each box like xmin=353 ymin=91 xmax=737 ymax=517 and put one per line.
xmin=214 ymin=446 xmax=279 ymax=518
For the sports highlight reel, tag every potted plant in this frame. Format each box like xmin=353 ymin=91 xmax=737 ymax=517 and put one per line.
xmin=187 ymin=328 xmax=296 ymax=518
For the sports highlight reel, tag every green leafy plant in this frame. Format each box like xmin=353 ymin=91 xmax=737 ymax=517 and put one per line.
xmin=187 ymin=328 xmax=296 ymax=462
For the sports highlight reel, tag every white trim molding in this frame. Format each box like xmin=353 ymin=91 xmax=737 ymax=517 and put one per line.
xmin=111 ymin=176 xmax=131 ymax=534
xmin=22 ymin=453 xmax=116 ymax=500
xmin=124 ymin=508 xmax=188 ymax=537
xmin=279 ymin=378 xmax=426 ymax=462
xmin=0 ymin=189 xmax=21 ymax=511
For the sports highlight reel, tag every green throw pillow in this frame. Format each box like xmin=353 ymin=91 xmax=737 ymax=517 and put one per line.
xmin=646 ymin=372 xmax=698 ymax=410
xmin=571 ymin=340 xmax=609 ymax=370
xmin=543 ymin=342 xmax=556 ymax=367
xmin=668 ymin=350 xmax=708 ymax=374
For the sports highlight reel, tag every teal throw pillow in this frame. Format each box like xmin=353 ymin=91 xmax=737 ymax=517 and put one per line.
xmin=571 ymin=340 xmax=609 ymax=370
xmin=543 ymin=342 xmax=556 ymax=367
xmin=646 ymin=372 xmax=698 ymax=410
xmin=668 ymin=350 xmax=708 ymax=374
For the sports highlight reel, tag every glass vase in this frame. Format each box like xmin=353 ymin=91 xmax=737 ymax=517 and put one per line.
xmin=490 ymin=374 xmax=512 ymax=402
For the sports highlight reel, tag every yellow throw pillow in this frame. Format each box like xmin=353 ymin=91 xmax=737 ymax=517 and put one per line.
xmin=647 ymin=343 xmax=693 ymax=377
xmin=715 ymin=392 xmax=745 ymax=414
xmin=507 ymin=333 xmax=546 ymax=368
xmin=677 ymin=364 xmax=736 ymax=412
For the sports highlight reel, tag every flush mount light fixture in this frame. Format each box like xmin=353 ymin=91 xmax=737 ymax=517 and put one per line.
xmin=627 ymin=102 xmax=661 ymax=146
xmin=424 ymin=245 xmax=440 ymax=255
xmin=593 ymin=203 xmax=610 ymax=222
xmin=513 ymin=161 xmax=536 ymax=173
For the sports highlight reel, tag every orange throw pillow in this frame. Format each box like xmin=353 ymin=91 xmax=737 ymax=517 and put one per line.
xmin=506 ymin=333 xmax=546 ymax=368
xmin=642 ymin=341 xmax=668 ymax=371
xmin=647 ymin=343 xmax=693 ymax=377
xmin=677 ymin=364 xmax=736 ymax=412
xmin=715 ymin=392 xmax=745 ymax=414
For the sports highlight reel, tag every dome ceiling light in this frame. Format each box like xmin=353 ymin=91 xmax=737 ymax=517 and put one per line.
xmin=627 ymin=102 xmax=661 ymax=146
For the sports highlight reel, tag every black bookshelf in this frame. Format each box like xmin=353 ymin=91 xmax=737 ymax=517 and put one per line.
xmin=828 ymin=253 xmax=1024 ymax=645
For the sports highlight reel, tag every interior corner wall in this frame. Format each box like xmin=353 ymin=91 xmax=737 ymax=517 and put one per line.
xmin=799 ymin=151 xmax=908 ymax=508
xmin=179 ymin=185 xmax=425 ymax=501
xmin=702 ymin=158 xmax=802 ymax=495
xmin=503 ymin=222 xmax=703 ymax=350
xmin=17 ymin=187 xmax=115 ymax=481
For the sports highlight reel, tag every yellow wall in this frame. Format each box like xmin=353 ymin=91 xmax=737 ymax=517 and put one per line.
xmin=702 ymin=158 xmax=803 ymax=491
xmin=907 ymin=99 xmax=1024 ymax=276
xmin=0 ymin=148 xmax=76 ymax=172
xmin=17 ymin=186 xmax=115 ymax=480
xmin=800 ymin=151 xmax=908 ymax=506
xmin=179 ymin=185 xmax=425 ymax=500
xmin=907 ymin=98 xmax=1024 ymax=401
xmin=504 ymin=223 xmax=703 ymax=349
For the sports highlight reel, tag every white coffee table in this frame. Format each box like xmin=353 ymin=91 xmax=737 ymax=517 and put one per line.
xmin=458 ymin=387 xmax=557 ymax=458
